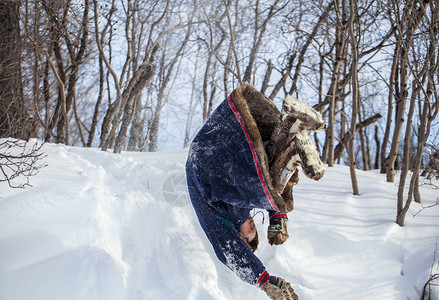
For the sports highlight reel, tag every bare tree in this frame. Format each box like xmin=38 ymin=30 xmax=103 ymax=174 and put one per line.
xmin=288 ymin=1 xmax=334 ymax=98
xmin=147 ymin=2 xmax=196 ymax=152
xmin=198 ymin=2 xmax=226 ymax=121
xmin=21 ymin=0 xmax=92 ymax=145
xmin=0 ymin=0 xmax=31 ymax=140
xmin=386 ymin=0 xmax=425 ymax=183
xmin=325 ymin=0 xmax=349 ymax=167
xmin=380 ymin=43 xmax=398 ymax=173
xmin=242 ymin=0 xmax=289 ymax=83
xmin=95 ymin=0 xmax=165 ymax=151
xmin=4 ymin=0 xmax=435 ymax=192
xmin=394 ymin=0 xmax=438 ymax=226
xmin=421 ymin=144 xmax=439 ymax=180
xmin=0 ymin=139 xmax=46 ymax=188
xmin=347 ymin=0 xmax=360 ymax=195
xmin=183 ymin=48 xmax=201 ymax=148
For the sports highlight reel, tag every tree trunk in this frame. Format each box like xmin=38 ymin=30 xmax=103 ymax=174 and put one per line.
xmin=41 ymin=2 xmax=68 ymax=145
xmin=395 ymin=0 xmax=436 ymax=225
xmin=43 ymin=60 xmax=51 ymax=140
xmin=396 ymin=100 xmax=430 ymax=225
xmin=386 ymin=57 xmax=408 ymax=182
xmin=347 ymin=0 xmax=359 ymax=196
xmin=396 ymin=82 xmax=417 ymax=226
xmin=357 ymin=109 xmax=369 ymax=171
xmin=93 ymin=0 xmax=123 ymax=150
xmin=58 ymin=0 xmax=89 ymax=146
xmin=0 ymin=0 xmax=28 ymax=139
xmin=148 ymin=92 xmax=163 ymax=152
xmin=87 ymin=53 xmax=104 ymax=147
xmin=114 ymin=63 xmax=155 ymax=153
xmin=387 ymin=1 xmax=424 ymax=182
xmin=184 ymin=55 xmax=200 ymax=147
xmin=127 ymin=96 xmax=143 ymax=151
xmin=203 ymin=52 xmax=217 ymax=122
xmin=374 ymin=126 xmax=380 ymax=169
xmin=261 ymin=60 xmax=273 ymax=95
xmin=327 ymin=0 xmax=348 ymax=167
xmin=380 ymin=45 xmax=398 ymax=173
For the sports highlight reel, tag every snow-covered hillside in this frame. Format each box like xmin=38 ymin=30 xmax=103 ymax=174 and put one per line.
xmin=1 ymin=141 xmax=438 ymax=300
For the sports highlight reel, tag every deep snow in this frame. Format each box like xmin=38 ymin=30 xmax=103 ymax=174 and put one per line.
xmin=1 ymin=141 xmax=438 ymax=300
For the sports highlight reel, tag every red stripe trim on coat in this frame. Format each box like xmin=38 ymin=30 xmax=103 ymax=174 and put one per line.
xmin=227 ymin=96 xmax=279 ymax=212
xmin=270 ymin=212 xmax=288 ymax=219
xmin=256 ymin=270 xmax=269 ymax=287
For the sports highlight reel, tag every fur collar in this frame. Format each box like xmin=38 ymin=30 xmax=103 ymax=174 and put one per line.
xmin=230 ymin=84 xmax=286 ymax=212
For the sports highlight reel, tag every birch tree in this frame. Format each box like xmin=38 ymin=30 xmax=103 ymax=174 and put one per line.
xmin=148 ymin=8 xmax=195 ymax=152
xmin=347 ymin=0 xmax=359 ymax=195
xmin=386 ymin=0 xmax=426 ymax=182
xmin=396 ymin=0 xmax=438 ymax=226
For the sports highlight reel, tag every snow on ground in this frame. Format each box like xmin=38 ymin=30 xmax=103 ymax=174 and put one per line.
xmin=0 ymin=141 xmax=438 ymax=300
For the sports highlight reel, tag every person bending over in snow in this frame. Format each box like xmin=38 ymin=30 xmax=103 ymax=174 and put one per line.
xmin=186 ymin=84 xmax=326 ymax=299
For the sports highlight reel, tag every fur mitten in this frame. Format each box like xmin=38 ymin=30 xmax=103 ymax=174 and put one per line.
xmin=261 ymin=276 xmax=299 ymax=300
xmin=267 ymin=212 xmax=289 ymax=245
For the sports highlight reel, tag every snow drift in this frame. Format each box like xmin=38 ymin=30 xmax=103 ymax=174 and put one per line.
xmin=1 ymin=141 xmax=438 ymax=300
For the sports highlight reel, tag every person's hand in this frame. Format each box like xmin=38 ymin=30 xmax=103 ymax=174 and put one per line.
xmin=261 ymin=275 xmax=298 ymax=300
xmin=267 ymin=213 xmax=289 ymax=245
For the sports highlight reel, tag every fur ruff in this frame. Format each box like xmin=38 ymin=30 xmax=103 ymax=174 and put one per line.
xmin=230 ymin=84 xmax=325 ymax=214
xmin=230 ymin=84 xmax=286 ymax=212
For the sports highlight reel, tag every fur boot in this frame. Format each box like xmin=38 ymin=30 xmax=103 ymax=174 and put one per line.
xmin=269 ymin=95 xmax=326 ymax=212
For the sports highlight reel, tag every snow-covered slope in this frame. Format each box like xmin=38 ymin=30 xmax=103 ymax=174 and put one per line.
xmin=0 ymin=142 xmax=438 ymax=300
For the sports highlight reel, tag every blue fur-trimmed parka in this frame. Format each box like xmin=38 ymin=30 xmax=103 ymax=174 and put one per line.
xmin=185 ymin=84 xmax=287 ymax=286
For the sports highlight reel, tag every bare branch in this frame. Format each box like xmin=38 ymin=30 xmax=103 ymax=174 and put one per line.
xmin=0 ymin=139 xmax=46 ymax=189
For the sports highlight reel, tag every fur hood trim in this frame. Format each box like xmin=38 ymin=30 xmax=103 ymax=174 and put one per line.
xmin=230 ymin=84 xmax=286 ymax=212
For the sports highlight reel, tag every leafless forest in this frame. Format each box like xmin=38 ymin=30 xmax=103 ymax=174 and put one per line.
xmin=0 ymin=0 xmax=438 ymax=225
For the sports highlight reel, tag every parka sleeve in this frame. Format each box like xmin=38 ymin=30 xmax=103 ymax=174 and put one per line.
xmin=186 ymin=161 xmax=267 ymax=286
